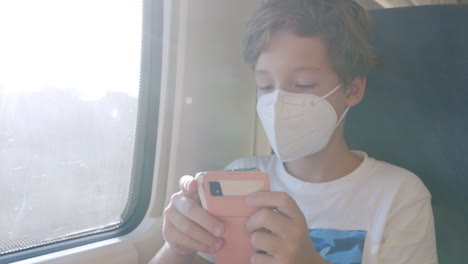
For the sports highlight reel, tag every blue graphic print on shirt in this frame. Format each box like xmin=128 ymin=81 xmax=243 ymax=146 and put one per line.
xmin=309 ymin=229 xmax=367 ymax=264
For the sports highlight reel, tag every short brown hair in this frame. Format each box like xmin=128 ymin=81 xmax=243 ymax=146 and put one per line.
xmin=244 ymin=0 xmax=376 ymax=85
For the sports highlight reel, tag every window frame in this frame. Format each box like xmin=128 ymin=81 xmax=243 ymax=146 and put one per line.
xmin=0 ymin=0 xmax=163 ymax=262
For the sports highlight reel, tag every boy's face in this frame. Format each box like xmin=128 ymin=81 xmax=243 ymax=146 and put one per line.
xmin=254 ymin=30 xmax=350 ymax=121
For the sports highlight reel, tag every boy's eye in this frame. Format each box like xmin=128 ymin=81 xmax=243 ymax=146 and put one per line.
xmin=296 ymin=84 xmax=316 ymax=89
xmin=258 ymin=85 xmax=274 ymax=92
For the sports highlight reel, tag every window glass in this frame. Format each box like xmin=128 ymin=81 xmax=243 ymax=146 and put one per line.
xmin=0 ymin=0 xmax=142 ymax=254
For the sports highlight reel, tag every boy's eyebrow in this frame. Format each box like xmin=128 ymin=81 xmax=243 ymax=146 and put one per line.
xmin=254 ymin=66 xmax=321 ymax=75
xmin=292 ymin=66 xmax=322 ymax=73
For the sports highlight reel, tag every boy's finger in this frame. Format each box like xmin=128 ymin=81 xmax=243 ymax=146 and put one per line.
xmin=250 ymin=251 xmax=275 ymax=264
xmin=246 ymin=191 xmax=300 ymax=218
xmin=173 ymin=194 xmax=225 ymax=237
xmin=165 ymin=221 xmax=216 ymax=255
xmin=166 ymin=206 xmax=220 ymax=250
xmin=179 ymin=175 xmax=199 ymax=199
xmin=250 ymin=230 xmax=281 ymax=256
xmin=245 ymin=207 xmax=288 ymax=235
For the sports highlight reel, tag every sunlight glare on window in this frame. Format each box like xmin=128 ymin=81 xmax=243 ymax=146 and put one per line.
xmin=0 ymin=0 xmax=140 ymax=99
xmin=0 ymin=0 xmax=143 ymax=255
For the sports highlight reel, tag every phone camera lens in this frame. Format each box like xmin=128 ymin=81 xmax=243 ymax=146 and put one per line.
xmin=209 ymin=181 xmax=223 ymax=196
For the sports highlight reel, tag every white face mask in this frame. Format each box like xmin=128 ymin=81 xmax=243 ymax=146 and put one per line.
xmin=256 ymin=83 xmax=350 ymax=162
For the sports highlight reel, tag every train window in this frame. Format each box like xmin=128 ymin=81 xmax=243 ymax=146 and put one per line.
xmin=0 ymin=0 xmax=156 ymax=259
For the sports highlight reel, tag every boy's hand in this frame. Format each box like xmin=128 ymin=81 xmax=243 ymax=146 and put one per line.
xmin=245 ymin=191 xmax=327 ymax=264
xmin=162 ymin=175 xmax=224 ymax=257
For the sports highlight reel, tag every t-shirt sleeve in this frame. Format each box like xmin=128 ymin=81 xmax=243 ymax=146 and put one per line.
xmin=377 ymin=196 xmax=438 ymax=264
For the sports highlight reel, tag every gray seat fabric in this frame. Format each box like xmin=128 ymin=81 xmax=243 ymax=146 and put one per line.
xmin=345 ymin=5 xmax=468 ymax=263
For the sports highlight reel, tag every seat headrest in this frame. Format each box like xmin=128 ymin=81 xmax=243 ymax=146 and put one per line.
xmin=345 ymin=5 xmax=468 ymax=213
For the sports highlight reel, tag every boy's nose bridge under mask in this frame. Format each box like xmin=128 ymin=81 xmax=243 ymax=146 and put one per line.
xmin=257 ymin=82 xmax=343 ymax=105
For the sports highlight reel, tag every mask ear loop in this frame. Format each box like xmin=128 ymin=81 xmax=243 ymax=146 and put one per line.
xmin=320 ymin=83 xmax=343 ymax=100
xmin=334 ymin=106 xmax=350 ymax=131
xmin=320 ymin=83 xmax=349 ymax=132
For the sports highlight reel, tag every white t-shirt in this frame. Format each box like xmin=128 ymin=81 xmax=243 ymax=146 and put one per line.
xmin=199 ymin=151 xmax=438 ymax=264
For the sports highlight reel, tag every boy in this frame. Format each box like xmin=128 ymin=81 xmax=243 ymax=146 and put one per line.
xmin=152 ymin=0 xmax=437 ymax=263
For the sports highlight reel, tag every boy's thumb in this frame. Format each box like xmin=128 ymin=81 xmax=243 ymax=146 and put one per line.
xmin=179 ymin=175 xmax=199 ymax=198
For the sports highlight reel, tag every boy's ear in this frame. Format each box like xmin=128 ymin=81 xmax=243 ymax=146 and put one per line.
xmin=345 ymin=76 xmax=366 ymax=107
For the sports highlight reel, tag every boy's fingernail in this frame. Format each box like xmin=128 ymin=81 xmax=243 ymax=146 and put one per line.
xmin=214 ymin=225 xmax=224 ymax=236
xmin=214 ymin=239 xmax=223 ymax=251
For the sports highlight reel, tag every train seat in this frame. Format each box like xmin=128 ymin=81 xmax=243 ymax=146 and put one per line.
xmin=345 ymin=5 xmax=468 ymax=263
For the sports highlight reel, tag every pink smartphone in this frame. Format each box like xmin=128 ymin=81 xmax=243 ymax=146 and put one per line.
xmin=196 ymin=168 xmax=270 ymax=264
